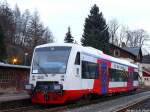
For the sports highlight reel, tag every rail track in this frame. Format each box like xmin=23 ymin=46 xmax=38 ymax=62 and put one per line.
xmin=116 ymin=98 xmax=150 ymax=112
xmin=1 ymin=87 xmax=150 ymax=112
xmin=0 ymin=92 xmax=139 ymax=112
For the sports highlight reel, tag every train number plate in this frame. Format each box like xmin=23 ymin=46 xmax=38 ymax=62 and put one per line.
xmin=37 ymin=75 xmax=44 ymax=79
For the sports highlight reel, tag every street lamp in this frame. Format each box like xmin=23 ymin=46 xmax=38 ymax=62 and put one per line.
xmin=13 ymin=58 xmax=18 ymax=64
xmin=24 ymin=53 xmax=28 ymax=65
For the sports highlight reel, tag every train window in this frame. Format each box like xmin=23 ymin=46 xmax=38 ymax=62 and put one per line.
xmin=109 ymin=68 xmax=128 ymax=82
xmin=109 ymin=69 xmax=116 ymax=81
xmin=32 ymin=46 xmax=71 ymax=74
xmin=75 ymin=52 xmax=80 ymax=65
xmin=82 ymin=61 xmax=98 ymax=79
xmin=134 ymin=72 xmax=138 ymax=80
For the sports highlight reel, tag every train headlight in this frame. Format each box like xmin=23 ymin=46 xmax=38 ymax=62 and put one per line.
xmin=54 ymin=84 xmax=61 ymax=91
xmin=61 ymin=75 xmax=64 ymax=81
xmin=25 ymin=84 xmax=33 ymax=90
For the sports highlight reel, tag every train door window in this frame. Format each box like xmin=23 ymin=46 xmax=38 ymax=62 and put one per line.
xmin=75 ymin=52 xmax=80 ymax=65
xmin=130 ymin=72 xmax=133 ymax=79
xmin=134 ymin=72 xmax=138 ymax=81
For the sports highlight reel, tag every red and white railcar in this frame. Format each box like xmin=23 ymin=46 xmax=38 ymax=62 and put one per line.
xmin=26 ymin=43 xmax=139 ymax=104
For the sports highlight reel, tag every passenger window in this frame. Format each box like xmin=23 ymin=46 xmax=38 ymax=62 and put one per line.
xmin=82 ymin=61 xmax=98 ymax=79
xmin=75 ymin=52 xmax=80 ymax=65
xmin=109 ymin=68 xmax=128 ymax=82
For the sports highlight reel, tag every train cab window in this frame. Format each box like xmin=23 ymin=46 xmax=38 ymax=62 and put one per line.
xmin=82 ymin=61 xmax=98 ymax=79
xmin=75 ymin=52 xmax=80 ymax=65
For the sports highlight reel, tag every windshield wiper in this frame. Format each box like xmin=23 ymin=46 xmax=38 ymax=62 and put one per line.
xmin=33 ymin=59 xmax=48 ymax=77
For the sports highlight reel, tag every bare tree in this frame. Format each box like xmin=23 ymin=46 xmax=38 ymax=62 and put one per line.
xmin=134 ymin=29 xmax=149 ymax=47
xmin=118 ymin=26 xmax=149 ymax=47
xmin=118 ymin=26 xmax=128 ymax=46
xmin=19 ymin=9 xmax=31 ymax=46
xmin=42 ymin=27 xmax=54 ymax=43
xmin=108 ymin=19 xmax=119 ymax=45
xmin=27 ymin=11 xmax=44 ymax=48
xmin=27 ymin=11 xmax=54 ymax=49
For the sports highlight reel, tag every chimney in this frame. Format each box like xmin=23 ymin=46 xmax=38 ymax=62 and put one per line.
xmin=122 ymin=42 xmax=126 ymax=48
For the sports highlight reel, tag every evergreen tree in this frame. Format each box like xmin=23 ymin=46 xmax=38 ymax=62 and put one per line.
xmin=81 ymin=4 xmax=110 ymax=54
xmin=64 ymin=27 xmax=74 ymax=43
xmin=0 ymin=26 xmax=7 ymax=61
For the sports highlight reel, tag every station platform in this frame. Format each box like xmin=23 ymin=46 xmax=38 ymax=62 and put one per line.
xmin=0 ymin=92 xmax=30 ymax=103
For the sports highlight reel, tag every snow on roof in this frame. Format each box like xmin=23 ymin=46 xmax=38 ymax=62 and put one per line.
xmin=0 ymin=63 xmax=30 ymax=69
xmin=123 ymin=47 xmax=141 ymax=56
xmin=35 ymin=43 xmax=79 ymax=48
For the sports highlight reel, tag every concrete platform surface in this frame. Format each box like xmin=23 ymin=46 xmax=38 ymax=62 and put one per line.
xmin=0 ymin=92 xmax=30 ymax=102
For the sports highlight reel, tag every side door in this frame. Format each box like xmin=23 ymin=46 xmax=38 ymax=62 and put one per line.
xmin=127 ymin=67 xmax=134 ymax=90
xmin=101 ymin=63 xmax=107 ymax=94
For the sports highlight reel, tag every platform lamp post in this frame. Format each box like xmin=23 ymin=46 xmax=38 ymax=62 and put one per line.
xmin=24 ymin=53 xmax=28 ymax=65
xmin=13 ymin=58 xmax=18 ymax=64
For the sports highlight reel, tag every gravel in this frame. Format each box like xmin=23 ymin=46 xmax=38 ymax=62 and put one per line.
xmin=67 ymin=91 xmax=150 ymax=112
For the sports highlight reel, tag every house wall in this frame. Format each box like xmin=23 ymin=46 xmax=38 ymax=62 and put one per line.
xmin=142 ymin=70 xmax=150 ymax=86
xmin=111 ymin=47 xmax=136 ymax=61
xmin=142 ymin=64 xmax=150 ymax=70
xmin=143 ymin=77 xmax=150 ymax=86
xmin=0 ymin=66 xmax=30 ymax=93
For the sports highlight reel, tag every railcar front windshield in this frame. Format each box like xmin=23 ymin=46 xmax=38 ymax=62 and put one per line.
xmin=32 ymin=46 xmax=71 ymax=74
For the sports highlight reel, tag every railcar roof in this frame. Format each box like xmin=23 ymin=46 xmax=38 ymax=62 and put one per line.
xmin=35 ymin=43 xmax=138 ymax=68
xmin=35 ymin=43 xmax=79 ymax=48
xmin=102 ymin=53 xmax=138 ymax=68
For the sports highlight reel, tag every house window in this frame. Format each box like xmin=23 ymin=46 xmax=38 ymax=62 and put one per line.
xmin=113 ymin=49 xmax=120 ymax=57
xmin=129 ymin=55 xmax=132 ymax=59
xmin=145 ymin=78 xmax=148 ymax=81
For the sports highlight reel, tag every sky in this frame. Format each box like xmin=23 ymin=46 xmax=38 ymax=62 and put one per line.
xmin=6 ymin=0 xmax=150 ymax=54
